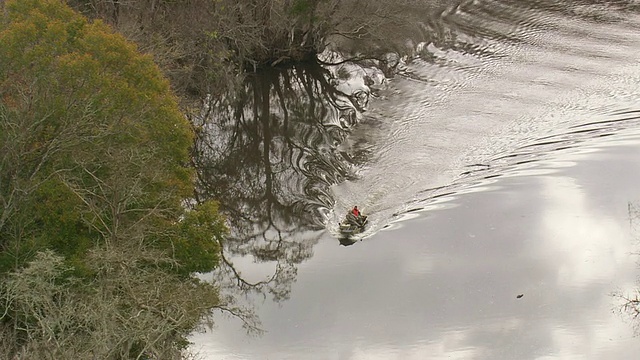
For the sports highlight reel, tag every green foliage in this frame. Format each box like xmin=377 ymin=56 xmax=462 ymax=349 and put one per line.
xmin=173 ymin=200 xmax=226 ymax=275
xmin=0 ymin=0 xmax=228 ymax=356
xmin=0 ymin=0 xmax=218 ymax=268
xmin=290 ymin=0 xmax=313 ymax=16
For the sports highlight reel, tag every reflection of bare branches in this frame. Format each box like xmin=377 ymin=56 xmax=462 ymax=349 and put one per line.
xmin=629 ymin=202 xmax=640 ymax=241
xmin=215 ymin=223 xmax=319 ymax=303
xmin=618 ymin=292 xmax=640 ymax=319
xmin=219 ymin=242 xmax=287 ymax=291
xmin=192 ymin=61 xmax=369 ymax=315
xmin=613 ymin=290 xmax=640 ymax=334
xmin=615 ymin=201 xmax=640 ymax=334
xmin=213 ymin=301 xmax=263 ymax=335
xmin=193 ymin=61 xmax=360 ymax=231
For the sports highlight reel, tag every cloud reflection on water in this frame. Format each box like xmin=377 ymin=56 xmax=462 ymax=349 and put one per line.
xmin=193 ymin=131 xmax=640 ymax=359
xmin=540 ymin=175 xmax=629 ymax=289
xmin=190 ymin=0 xmax=640 ymax=357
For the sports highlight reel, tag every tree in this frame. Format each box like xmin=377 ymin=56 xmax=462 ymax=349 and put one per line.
xmin=66 ymin=0 xmax=421 ymax=103
xmin=0 ymin=0 xmax=227 ymax=357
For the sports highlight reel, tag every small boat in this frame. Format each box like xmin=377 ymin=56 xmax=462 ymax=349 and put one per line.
xmin=338 ymin=214 xmax=368 ymax=235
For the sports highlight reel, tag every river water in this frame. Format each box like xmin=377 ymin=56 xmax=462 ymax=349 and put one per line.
xmin=191 ymin=1 xmax=640 ymax=359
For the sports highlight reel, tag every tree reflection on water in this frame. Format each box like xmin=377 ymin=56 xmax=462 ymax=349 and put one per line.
xmin=191 ymin=60 xmax=375 ymax=327
xmin=615 ymin=202 xmax=640 ymax=334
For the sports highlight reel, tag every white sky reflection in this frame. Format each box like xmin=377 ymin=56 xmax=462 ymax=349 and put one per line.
xmin=191 ymin=15 xmax=640 ymax=355
xmin=192 ymin=136 xmax=640 ymax=359
xmin=540 ymin=175 xmax=631 ymax=288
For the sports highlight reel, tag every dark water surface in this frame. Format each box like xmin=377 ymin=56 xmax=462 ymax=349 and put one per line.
xmin=191 ymin=0 xmax=640 ymax=358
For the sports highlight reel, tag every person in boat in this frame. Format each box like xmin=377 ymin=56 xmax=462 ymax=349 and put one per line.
xmin=346 ymin=206 xmax=365 ymax=227
xmin=352 ymin=206 xmax=360 ymax=217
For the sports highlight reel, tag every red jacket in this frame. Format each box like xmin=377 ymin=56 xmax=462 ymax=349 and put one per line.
xmin=352 ymin=208 xmax=360 ymax=216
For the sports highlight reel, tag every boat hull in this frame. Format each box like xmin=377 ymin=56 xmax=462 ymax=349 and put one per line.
xmin=339 ymin=216 xmax=368 ymax=235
